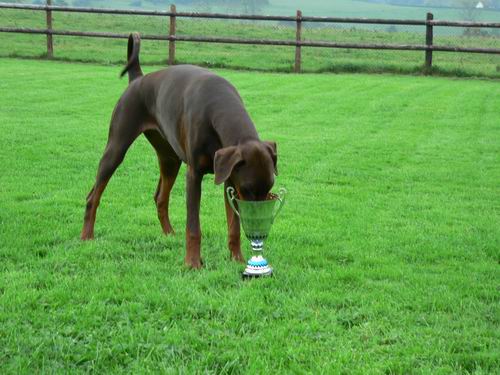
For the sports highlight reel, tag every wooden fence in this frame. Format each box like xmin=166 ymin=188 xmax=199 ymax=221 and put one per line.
xmin=0 ymin=1 xmax=499 ymax=73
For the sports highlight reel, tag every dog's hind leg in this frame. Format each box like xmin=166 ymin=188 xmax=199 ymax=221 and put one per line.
xmin=81 ymin=99 xmax=145 ymax=240
xmin=144 ymin=129 xmax=181 ymax=235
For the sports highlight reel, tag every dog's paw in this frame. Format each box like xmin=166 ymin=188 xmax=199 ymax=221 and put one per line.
xmin=162 ymin=225 xmax=175 ymax=236
xmin=231 ymin=252 xmax=246 ymax=264
xmin=185 ymin=257 xmax=203 ymax=269
xmin=80 ymin=232 xmax=94 ymax=241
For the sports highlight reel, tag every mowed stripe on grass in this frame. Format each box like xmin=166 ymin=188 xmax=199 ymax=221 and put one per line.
xmin=0 ymin=58 xmax=499 ymax=373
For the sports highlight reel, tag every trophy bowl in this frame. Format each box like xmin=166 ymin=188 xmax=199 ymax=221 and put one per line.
xmin=227 ymin=187 xmax=286 ymax=278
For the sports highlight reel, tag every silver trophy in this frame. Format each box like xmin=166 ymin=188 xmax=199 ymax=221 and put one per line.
xmin=226 ymin=187 xmax=286 ymax=278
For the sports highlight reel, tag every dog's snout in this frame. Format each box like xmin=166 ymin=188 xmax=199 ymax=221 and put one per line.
xmin=238 ymin=184 xmax=271 ymax=202
xmin=238 ymin=186 xmax=254 ymax=201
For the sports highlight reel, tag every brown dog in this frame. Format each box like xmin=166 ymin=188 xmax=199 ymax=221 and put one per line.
xmin=81 ymin=33 xmax=278 ymax=268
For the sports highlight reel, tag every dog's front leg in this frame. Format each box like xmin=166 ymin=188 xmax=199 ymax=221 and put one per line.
xmin=224 ymin=181 xmax=244 ymax=263
xmin=185 ymin=166 xmax=203 ymax=269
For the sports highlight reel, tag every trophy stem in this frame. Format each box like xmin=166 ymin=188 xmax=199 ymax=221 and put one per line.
xmin=251 ymin=239 xmax=264 ymax=252
xmin=243 ymin=239 xmax=273 ymax=278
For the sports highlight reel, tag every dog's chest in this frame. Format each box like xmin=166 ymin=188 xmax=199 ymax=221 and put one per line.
xmin=196 ymin=154 xmax=214 ymax=174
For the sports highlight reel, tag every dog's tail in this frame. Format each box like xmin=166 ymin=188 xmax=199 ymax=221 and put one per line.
xmin=120 ymin=33 xmax=143 ymax=83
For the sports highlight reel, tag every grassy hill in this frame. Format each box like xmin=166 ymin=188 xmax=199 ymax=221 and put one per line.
xmin=267 ymin=0 xmax=500 ymax=21
xmin=1 ymin=4 xmax=499 ymax=78
xmin=11 ymin=0 xmax=500 ymax=20
xmin=1 ymin=57 xmax=499 ymax=373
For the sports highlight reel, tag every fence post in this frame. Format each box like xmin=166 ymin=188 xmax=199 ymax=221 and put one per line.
xmin=425 ymin=12 xmax=434 ymax=74
xmin=168 ymin=4 xmax=176 ymax=65
xmin=46 ymin=0 xmax=53 ymax=58
xmin=294 ymin=10 xmax=302 ymax=73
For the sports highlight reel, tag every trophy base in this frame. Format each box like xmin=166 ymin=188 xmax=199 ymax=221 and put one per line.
xmin=242 ymin=256 xmax=273 ymax=278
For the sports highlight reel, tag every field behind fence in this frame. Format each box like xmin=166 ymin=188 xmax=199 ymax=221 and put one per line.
xmin=0 ymin=2 xmax=499 ymax=78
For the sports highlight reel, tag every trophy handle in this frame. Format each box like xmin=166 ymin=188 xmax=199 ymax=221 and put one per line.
xmin=226 ymin=186 xmax=240 ymax=217
xmin=273 ymin=187 xmax=287 ymax=220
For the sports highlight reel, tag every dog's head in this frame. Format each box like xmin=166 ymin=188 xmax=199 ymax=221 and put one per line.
xmin=214 ymin=140 xmax=278 ymax=201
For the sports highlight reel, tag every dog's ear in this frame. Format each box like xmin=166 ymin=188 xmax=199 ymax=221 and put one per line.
xmin=214 ymin=146 xmax=243 ymax=185
xmin=263 ymin=141 xmax=278 ymax=176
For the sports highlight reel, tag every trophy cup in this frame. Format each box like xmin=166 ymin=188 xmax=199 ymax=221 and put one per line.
xmin=226 ymin=186 xmax=286 ymax=278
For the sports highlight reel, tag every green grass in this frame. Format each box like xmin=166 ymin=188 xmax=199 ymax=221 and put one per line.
xmin=267 ymin=0 xmax=500 ymax=20
xmin=1 ymin=58 xmax=499 ymax=373
xmin=0 ymin=5 xmax=499 ymax=78
xmin=16 ymin=0 xmax=500 ymax=21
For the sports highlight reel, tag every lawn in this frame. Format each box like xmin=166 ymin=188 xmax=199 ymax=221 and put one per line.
xmin=0 ymin=58 xmax=499 ymax=373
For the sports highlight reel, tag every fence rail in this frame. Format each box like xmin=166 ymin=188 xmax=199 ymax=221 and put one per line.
xmin=1 ymin=1 xmax=499 ymax=73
